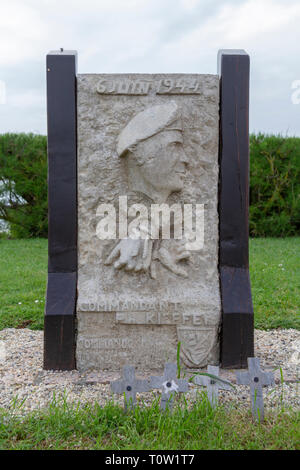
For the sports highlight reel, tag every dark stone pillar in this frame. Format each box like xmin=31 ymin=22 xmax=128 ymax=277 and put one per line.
xmin=218 ymin=49 xmax=254 ymax=368
xmin=44 ymin=50 xmax=78 ymax=370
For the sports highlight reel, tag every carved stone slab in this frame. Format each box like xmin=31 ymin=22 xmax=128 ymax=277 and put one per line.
xmin=236 ymin=357 xmax=275 ymax=421
xmin=110 ymin=365 xmax=149 ymax=409
xmin=150 ymin=363 xmax=189 ymax=410
xmin=76 ymin=73 xmax=220 ymax=371
xmin=193 ymin=365 xmax=232 ymax=408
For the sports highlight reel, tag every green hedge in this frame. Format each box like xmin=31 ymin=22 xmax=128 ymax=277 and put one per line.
xmin=250 ymin=133 xmax=300 ymax=237
xmin=0 ymin=133 xmax=299 ymax=238
xmin=0 ymin=133 xmax=48 ymax=238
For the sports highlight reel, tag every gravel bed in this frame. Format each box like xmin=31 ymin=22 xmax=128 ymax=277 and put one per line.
xmin=0 ymin=328 xmax=299 ymax=415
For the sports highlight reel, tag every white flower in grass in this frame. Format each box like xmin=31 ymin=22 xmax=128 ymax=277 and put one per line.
xmin=18 ymin=302 xmax=22 ymax=305
xmin=35 ymin=300 xmax=39 ymax=303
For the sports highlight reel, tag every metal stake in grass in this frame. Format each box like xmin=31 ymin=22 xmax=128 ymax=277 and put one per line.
xmin=150 ymin=363 xmax=189 ymax=410
xmin=110 ymin=365 xmax=150 ymax=409
xmin=192 ymin=365 xmax=232 ymax=408
xmin=236 ymin=357 xmax=275 ymax=422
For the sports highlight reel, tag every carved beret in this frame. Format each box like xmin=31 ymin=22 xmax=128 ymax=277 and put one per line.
xmin=117 ymin=101 xmax=181 ymax=157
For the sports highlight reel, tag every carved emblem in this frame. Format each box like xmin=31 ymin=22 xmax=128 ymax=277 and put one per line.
xmin=177 ymin=327 xmax=217 ymax=368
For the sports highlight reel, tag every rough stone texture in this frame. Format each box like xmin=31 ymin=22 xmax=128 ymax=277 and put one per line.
xmin=76 ymin=74 xmax=220 ymax=371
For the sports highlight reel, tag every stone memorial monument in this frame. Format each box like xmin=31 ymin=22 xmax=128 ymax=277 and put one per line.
xmin=44 ymin=49 xmax=254 ymax=372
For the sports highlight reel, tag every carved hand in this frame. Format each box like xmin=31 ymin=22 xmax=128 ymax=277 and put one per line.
xmin=104 ymin=238 xmax=153 ymax=272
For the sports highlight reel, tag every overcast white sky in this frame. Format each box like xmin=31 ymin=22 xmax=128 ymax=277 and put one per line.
xmin=0 ymin=0 xmax=299 ymax=135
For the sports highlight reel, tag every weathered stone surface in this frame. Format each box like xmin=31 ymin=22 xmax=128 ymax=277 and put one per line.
xmin=76 ymin=73 xmax=220 ymax=371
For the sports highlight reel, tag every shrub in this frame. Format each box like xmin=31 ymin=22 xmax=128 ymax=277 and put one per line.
xmin=249 ymin=134 xmax=300 ymax=237
xmin=0 ymin=133 xmax=48 ymax=238
xmin=0 ymin=132 xmax=299 ymax=238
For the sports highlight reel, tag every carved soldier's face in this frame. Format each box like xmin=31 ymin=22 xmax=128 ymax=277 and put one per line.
xmin=128 ymin=129 xmax=188 ymax=200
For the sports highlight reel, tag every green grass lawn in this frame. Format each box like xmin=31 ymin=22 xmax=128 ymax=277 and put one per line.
xmin=0 ymin=239 xmax=47 ymax=330
xmin=0 ymin=237 xmax=299 ymax=330
xmin=0 ymin=397 xmax=299 ymax=450
xmin=249 ymin=237 xmax=299 ymax=329
xmin=0 ymin=237 xmax=299 ymax=451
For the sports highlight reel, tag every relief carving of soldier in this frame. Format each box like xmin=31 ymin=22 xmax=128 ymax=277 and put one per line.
xmin=104 ymin=102 xmax=191 ymax=278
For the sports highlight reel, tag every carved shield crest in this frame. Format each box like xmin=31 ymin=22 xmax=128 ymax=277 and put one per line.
xmin=177 ymin=326 xmax=218 ymax=368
